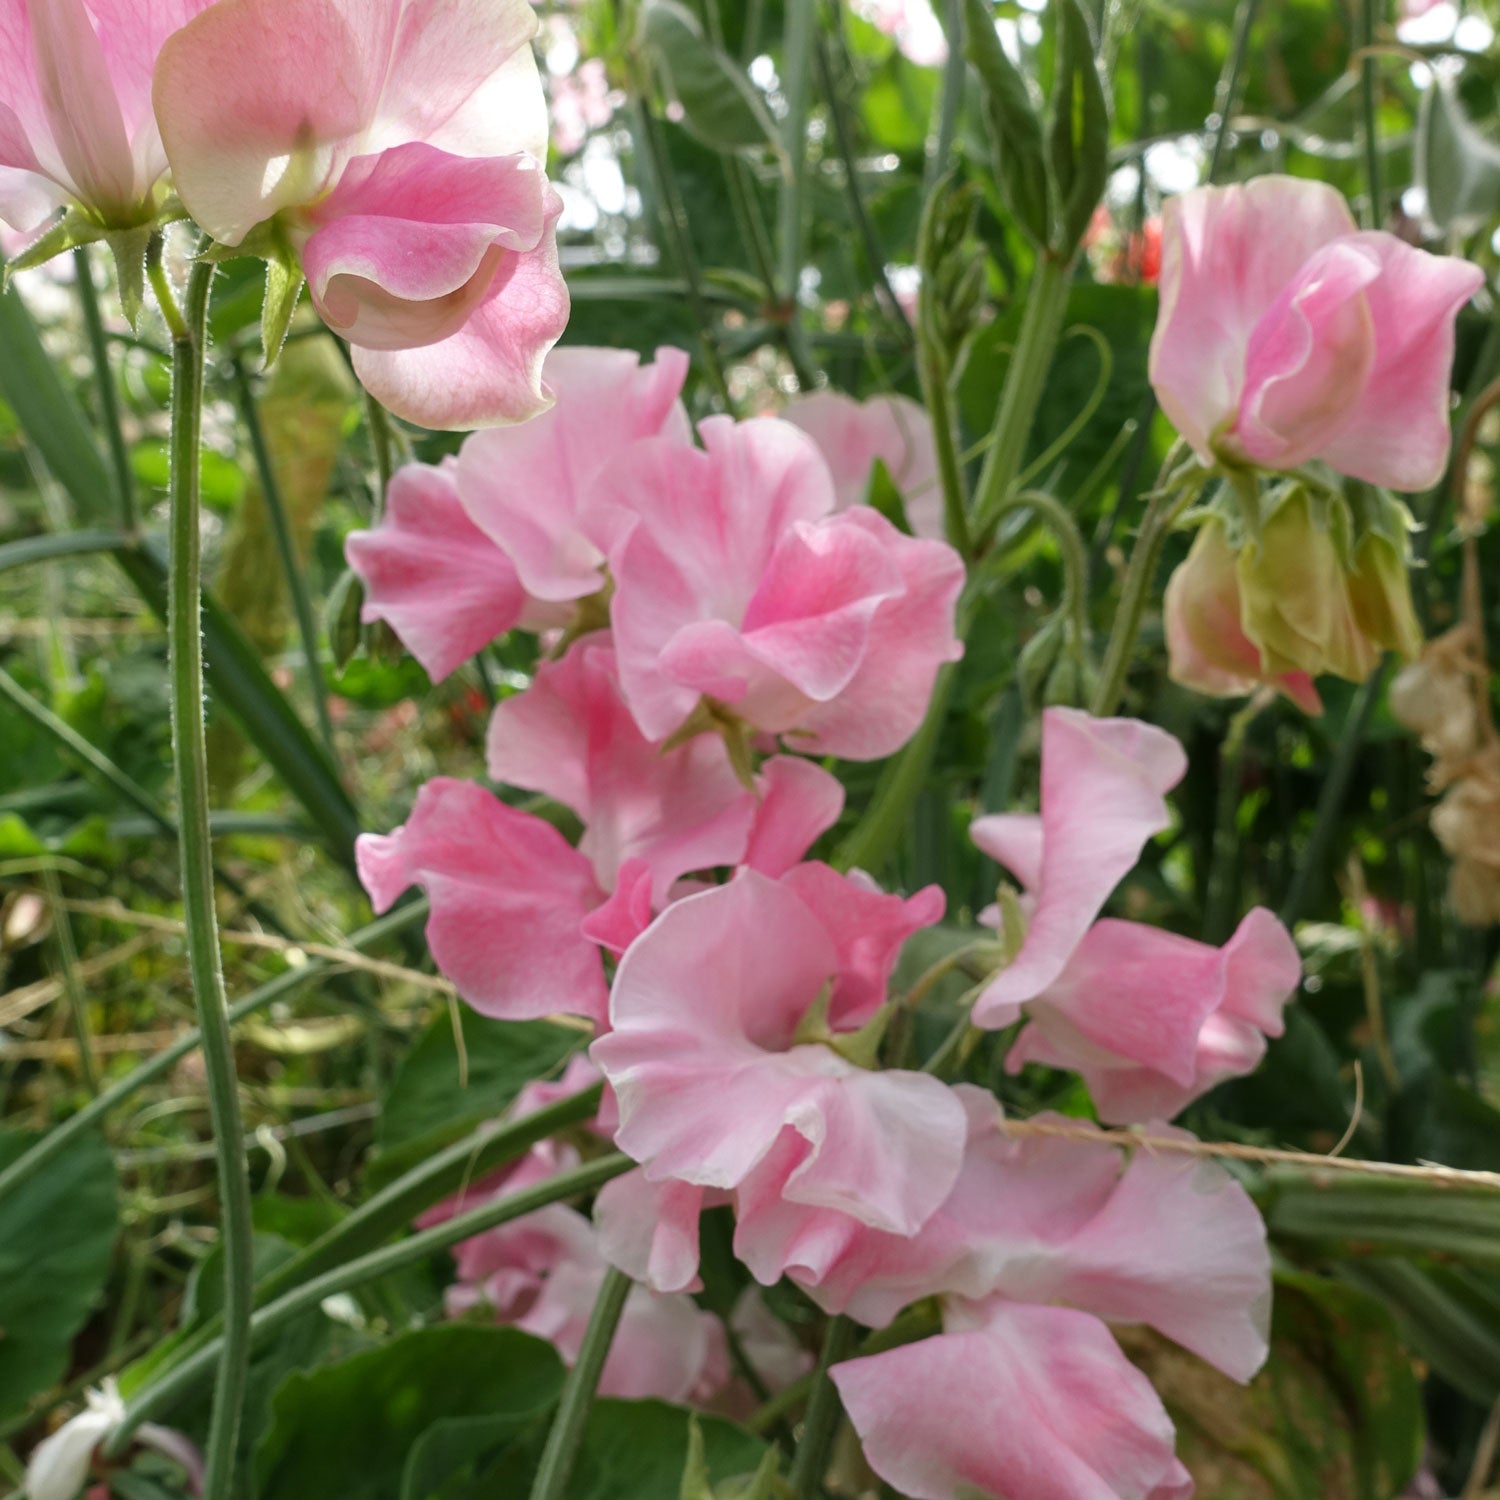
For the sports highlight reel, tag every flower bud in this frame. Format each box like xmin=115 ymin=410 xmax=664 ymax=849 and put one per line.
xmin=1346 ymin=531 xmax=1424 ymax=663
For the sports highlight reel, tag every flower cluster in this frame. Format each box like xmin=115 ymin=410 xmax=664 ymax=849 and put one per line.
xmin=347 ymin=343 xmax=1302 ymax=1494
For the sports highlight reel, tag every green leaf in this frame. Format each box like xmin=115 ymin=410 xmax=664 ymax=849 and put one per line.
xmin=371 ymin=1009 xmax=583 ymax=1188
xmin=1417 ymin=78 xmax=1500 ymax=231
xmin=1046 ymin=0 xmax=1109 ymax=257
xmin=262 ymin=247 xmax=305 ymax=369
xmin=638 ymin=0 xmax=779 ymax=153
xmin=963 ymin=0 xmax=1050 ymax=250
xmin=252 ymin=1326 xmax=566 ymax=1500
xmin=1265 ymin=1173 xmax=1500 ymax=1268
xmin=1126 ymin=1271 xmax=1423 ymax=1499
xmin=0 ymin=1128 xmax=117 ymax=1418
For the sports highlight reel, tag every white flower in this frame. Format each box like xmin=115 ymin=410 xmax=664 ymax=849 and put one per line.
xmin=25 ymin=1381 xmax=125 ymax=1500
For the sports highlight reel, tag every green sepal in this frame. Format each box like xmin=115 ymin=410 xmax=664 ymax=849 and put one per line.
xmin=1046 ymin=0 xmax=1110 ymax=258
xmin=680 ymin=1416 xmax=781 ymax=1500
xmin=104 ymin=223 xmax=154 ymax=329
xmin=325 ymin=567 xmax=365 ymax=672
xmin=963 ymin=0 xmax=1050 ymax=251
xmin=262 ymin=246 xmax=306 ymax=369
xmin=3 ymin=210 xmax=105 ymax=288
xmin=792 ymin=984 xmax=894 ymax=1070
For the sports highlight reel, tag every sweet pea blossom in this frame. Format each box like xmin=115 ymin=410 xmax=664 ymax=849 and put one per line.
xmin=0 ymin=0 xmax=214 ymax=234
xmin=970 ymin=708 xmax=1299 ymax=1118
xmin=604 ymin=416 xmax=965 ymax=759
xmin=591 ymin=871 xmax=962 ymax=1239
xmin=1150 ymin=175 xmax=1483 ymax=490
xmin=782 ymin=390 xmax=943 ymax=540
xmin=153 ymin=0 xmax=568 ymax=428
xmin=345 ymin=346 xmax=690 ymax=678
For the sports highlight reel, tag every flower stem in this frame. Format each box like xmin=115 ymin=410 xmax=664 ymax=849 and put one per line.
xmin=788 ymin=1315 xmax=857 ymax=1500
xmin=527 ymin=1266 xmax=633 ymax=1500
xmin=74 ymin=246 xmax=136 ymax=532
xmin=971 ymin=253 xmax=1074 ymax=543
xmin=1359 ymin=0 xmax=1383 ymax=228
xmin=163 ymin=257 xmax=253 ymax=1500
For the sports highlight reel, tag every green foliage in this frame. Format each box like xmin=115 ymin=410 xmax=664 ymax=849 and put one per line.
xmin=0 ymin=1128 xmax=116 ymax=1418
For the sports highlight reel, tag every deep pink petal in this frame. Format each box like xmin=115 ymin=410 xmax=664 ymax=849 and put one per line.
xmin=350 ymin=186 xmax=568 ymax=429
xmin=972 ymin=709 xmax=1187 ymax=1026
xmin=355 ymin=777 xmax=608 ymax=1022
xmin=832 ymin=1301 xmax=1191 ymax=1500
xmin=1150 ymin=176 xmax=1359 ymax=461
xmin=456 ymin=345 xmax=690 ymax=602
xmin=1233 ymin=239 xmax=1380 ymax=471
xmin=1314 ymin=231 xmax=1485 ymax=490
xmin=344 ymin=459 xmax=530 ymax=681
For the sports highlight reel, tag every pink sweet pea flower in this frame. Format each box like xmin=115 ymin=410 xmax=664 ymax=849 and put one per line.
xmin=344 ymin=458 xmax=565 ymax=682
xmin=831 ymin=1300 xmax=1193 ymax=1500
xmin=486 ymin=635 xmax=757 ymax=906
xmin=605 ymin=416 xmax=964 ymax=759
xmin=591 ymin=870 xmax=964 ymax=1238
xmin=0 ymin=0 xmax=213 ymax=233
xmin=153 ymin=0 xmax=568 ymax=429
xmin=356 ymin=777 xmax=609 ymax=1024
xmin=741 ymin=754 xmax=846 ymax=878
xmin=456 ymin=345 xmax=691 ymax=604
xmin=970 ymin=707 xmax=1187 ymax=1028
xmin=1005 ymin=907 xmax=1302 ymax=1123
xmin=782 ymin=390 xmax=944 ymax=540
xmin=1150 ymin=175 xmax=1484 ymax=490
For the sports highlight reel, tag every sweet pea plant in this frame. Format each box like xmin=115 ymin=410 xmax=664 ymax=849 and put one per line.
xmin=2 ymin=1 xmax=1500 ymax=1498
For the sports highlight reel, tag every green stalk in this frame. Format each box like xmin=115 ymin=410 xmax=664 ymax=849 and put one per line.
xmin=111 ymin=1154 xmax=632 ymax=1448
xmin=162 ymin=256 xmax=253 ymax=1500
xmin=926 ymin=0 xmax=965 ymax=196
xmin=1202 ymin=690 xmax=1271 ymax=943
xmin=1205 ymin=0 xmax=1261 ymax=181
xmin=527 ymin=1266 xmax=633 ymax=1500
xmin=776 ymin=0 xmax=816 ymax=308
xmin=41 ymin=865 xmax=99 ymax=1095
xmin=788 ymin=1316 xmax=857 ymax=1499
xmin=1359 ymin=0 xmax=1382 ymax=226
xmin=971 ymin=254 xmax=1074 ymax=541
xmin=1088 ymin=475 xmax=1198 ymax=716
xmin=1005 ymin=489 xmax=1090 ymax=653
xmin=0 ymin=529 xmax=130 ymax=574
xmin=0 ymin=900 xmax=427 ymax=1206
xmin=73 ymin=247 xmax=137 ymax=532
xmin=230 ymin=354 xmax=336 ymax=753
xmin=917 ymin=318 xmax=971 ymax=555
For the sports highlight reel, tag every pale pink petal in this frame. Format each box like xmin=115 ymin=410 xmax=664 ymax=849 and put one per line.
xmin=456 ymin=345 xmax=690 ymax=602
xmin=356 ymin=777 xmax=608 ymax=1023
xmin=1150 ymin=176 xmax=1359 ymax=462
xmin=593 ymin=1169 xmax=706 ymax=1293
xmin=592 ymin=872 xmax=965 ymax=1233
xmin=780 ymin=861 xmax=944 ymax=1027
xmin=486 ymin=636 xmax=756 ymax=898
xmin=832 ymin=1300 xmax=1192 ymax=1500
xmin=743 ymin=755 xmax=846 ymax=877
xmin=1314 ymin=232 xmax=1485 ymax=491
xmin=349 ymin=183 xmax=567 ymax=429
xmin=344 ymin=459 xmax=530 ymax=681
xmin=971 ymin=813 xmax=1045 ymax=891
xmin=971 ymin=709 xmax=1187 ymax=1027
xmin=301 ymin=146 xmax=547 ymax=352
xmin=605 ymin=416 xmax=836 ymax=740
xmin=782 ymin=390 xmax=944 ymax=539
xmin=1232 ymin=239 xmax=1380 ymax=471
xmin=153 ymin=0 xmax=542 ymax=245
xmin=578 ymin=857 xmax=655 ymax=955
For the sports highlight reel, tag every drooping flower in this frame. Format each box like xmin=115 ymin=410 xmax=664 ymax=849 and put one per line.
xmin=0 ymin=0 xmax=214 ymax=234
xmin=604 ymin=416 xmax=965 ymax=759
xmin=153 ymin=0 xmax=568 ymax=428
xmin=591 ymin=870 xmax=963 ymax=1240
xmin=782 ymin=390 xmax=944 ymax=540
xmin=1150 ymin=174 xmax=1483 ymax=490
xmin=969 ymin=707 xmax=1187 ymax=1028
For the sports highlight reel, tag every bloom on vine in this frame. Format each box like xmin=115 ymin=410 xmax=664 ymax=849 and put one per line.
xmin=604 ymin=416 xmax=965 ymax=759
xmin=153 ymin=0 xmax=568 ymax=427
xmin=1149 ymin=174 xmax=1483 ymax=490
xmin=0 ymin=0 xmax=214 ymax=234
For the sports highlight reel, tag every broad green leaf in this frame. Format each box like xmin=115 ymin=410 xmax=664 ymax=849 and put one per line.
xmin=252 ymin=1326 xmax=565 ymax=1500
xmin=639 ymin=0 xmax=778 ymax=153
xmin=1418 ymin=78 xmax=1500 ymax=231
xmin=370 ymin=1008 xmax=583 ymax=1188
xmin=0 ymin=1128 xmax=117 ymax=1418
xmin=1125 ymin=1271 xmax=1423 ymax=1499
